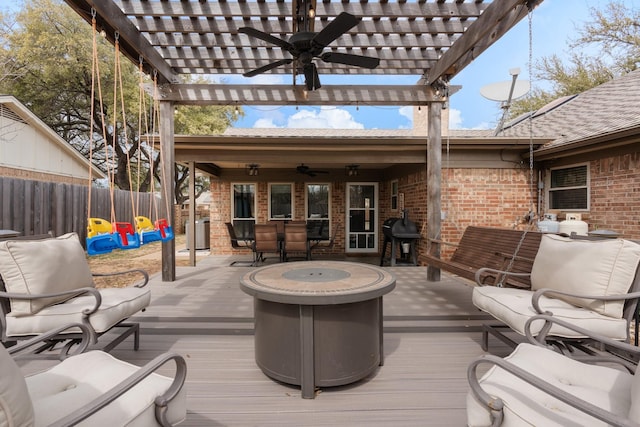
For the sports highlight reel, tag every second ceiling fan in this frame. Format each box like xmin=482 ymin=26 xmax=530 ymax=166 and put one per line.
xmin=239 ymin=12 xmax=379 ymax=91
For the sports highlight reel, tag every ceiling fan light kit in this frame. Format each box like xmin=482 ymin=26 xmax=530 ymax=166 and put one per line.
xmin=239 ymin=12 xmax=380 ymax=91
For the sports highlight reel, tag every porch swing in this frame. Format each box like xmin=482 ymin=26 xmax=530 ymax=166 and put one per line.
xmin=86 ymin=17 xmax=171 ymax=255
xmin=134 ymin=70 xmax=174 ymax=245
xmin=425 ymin=10 xmax=542 ymax=288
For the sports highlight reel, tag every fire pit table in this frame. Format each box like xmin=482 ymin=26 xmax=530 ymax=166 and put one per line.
xmin=240 ymin=261 xmax=396 ymax=399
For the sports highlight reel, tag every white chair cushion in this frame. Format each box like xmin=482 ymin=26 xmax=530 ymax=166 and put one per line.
xmin=0 ymin=233 xmax=95 ymax=315
xmin=472 ymin=286 xmax=629 ymax=340
xmin=25 ymin=350 xmax=186 ymax=427
xmin=5 ymin=286 xmax=151 ymax=337
xmin=0 ymin=346 xmax=35 ymax=426
xmin=467 ymin=343 xmax=633 ymax=427
xmin=531 ymin=235 xmax=640 ymax=318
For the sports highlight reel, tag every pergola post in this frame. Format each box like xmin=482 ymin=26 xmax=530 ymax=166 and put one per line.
xmin=426 ymin=100 xmax=443 ymax=282
xmin=160 ymin=100 xmax=176 ymax=281
xmin=188 ymin=161 xmax=196 ymax=267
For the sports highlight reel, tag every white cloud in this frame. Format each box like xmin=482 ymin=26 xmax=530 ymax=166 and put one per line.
xmin=286 ymin=107 xmax=364 ymax=129
xmin=448 ymin=108 xmax=463 ymax=129
xmin=398 ymin=106 xmax=413 ymax=124
xmin=253 ymin=118 xmax=279 ymax=128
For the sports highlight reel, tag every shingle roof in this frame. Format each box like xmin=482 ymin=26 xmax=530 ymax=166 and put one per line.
xmin=499 ymin=70 xmax=640 ymax=149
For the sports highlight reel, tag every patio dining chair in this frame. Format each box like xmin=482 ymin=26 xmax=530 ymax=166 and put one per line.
xmin=0 ymin=232 xmax=151 ymax=353
xmin=467 ymin=314 xmax=640 ymax=427
xmin=310 ymin=223 xmax=338 ymax=258
xmin=3 ymin=322 xmax=187 ymax=426
xmin=252 ymin=223 xmax=281 ymax=265
xmin=282 ymin=223 xmax=310 ymax=262
xmin=225 ymin=222 xmax=254 ymax=266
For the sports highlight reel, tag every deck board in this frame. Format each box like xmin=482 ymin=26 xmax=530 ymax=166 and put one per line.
xmin=18 ymin=256 xmax=515 ymax=426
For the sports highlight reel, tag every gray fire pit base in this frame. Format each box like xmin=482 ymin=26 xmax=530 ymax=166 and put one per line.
xmin=253 ymin=297 xmax=382 ymax=398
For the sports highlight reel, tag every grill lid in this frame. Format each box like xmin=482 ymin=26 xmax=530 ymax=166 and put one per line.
xmin=382 ymin=210 xmax=420 ymax=239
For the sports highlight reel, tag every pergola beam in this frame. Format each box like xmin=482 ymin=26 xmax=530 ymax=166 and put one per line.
xmin=158 ymin=84 xmax=436 ymax=106
xmin=427 ymin=0 xmax=540 ymax=84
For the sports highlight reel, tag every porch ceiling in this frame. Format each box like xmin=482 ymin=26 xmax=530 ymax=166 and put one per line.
xmin=62 ymin=0 xmax=543 ymax=106
xmin=171 ymin=133 xmax=550 ymax=176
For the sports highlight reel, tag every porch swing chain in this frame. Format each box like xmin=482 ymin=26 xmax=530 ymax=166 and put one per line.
xmin=497 ymin=7 xmax=535 ymax=287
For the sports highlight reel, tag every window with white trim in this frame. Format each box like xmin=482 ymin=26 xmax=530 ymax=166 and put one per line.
xmin=231 ymin=183 xmax=256 ymax=238
xmin=269 ymin=183 xmax=293 ymax=220
xmin=547 ymin=164 xmax=589 ymax=211
xmin=390 ymin=180 xmax=399 ymax=211
xmin=306 ymin=184 xmax=331 ymax=239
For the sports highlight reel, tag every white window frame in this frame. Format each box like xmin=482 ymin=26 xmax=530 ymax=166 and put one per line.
xmin=268 ymin=182 xmax=294 ymax=220
xmin=231 ymin=183 xmax=257 ymax=238
xmin=390 ymin=180 xmax=399 ymax=211
xmin=546 ymin=163 xmax=590 ymax=212
xmin=305 ymin=183 xmax=331 ymax=239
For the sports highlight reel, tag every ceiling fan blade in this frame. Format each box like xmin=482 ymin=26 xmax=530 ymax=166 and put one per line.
xmin=239 ymin=27 xmax=294 ymax=51
xmin=243 ymin=59 xmax=293 ymax=77
xmin=303 ymin=63 xmax=321 ymax=91
xmin=320 ymin=52 xmax=380 ymax=69
xmin=312 ymin=12 xmax=358 ymax=48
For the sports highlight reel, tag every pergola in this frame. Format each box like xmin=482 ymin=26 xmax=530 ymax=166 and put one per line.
xmin=62 ymin=0 xmax=544 ymax=280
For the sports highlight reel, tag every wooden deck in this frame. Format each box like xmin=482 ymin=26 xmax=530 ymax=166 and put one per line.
xmin=22 ymin=255 xmax=512 ymax=426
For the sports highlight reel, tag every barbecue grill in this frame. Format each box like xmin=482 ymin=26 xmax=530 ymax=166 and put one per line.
xmin=380 ymin=209 xmax=421 ymax=266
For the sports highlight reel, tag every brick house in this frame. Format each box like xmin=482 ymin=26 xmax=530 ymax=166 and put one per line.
xmin=190 ymin=70 xmax=640 ymax=264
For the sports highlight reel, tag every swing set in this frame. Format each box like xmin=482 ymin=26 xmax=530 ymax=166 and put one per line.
xmin=85 ymin=10 xmax=173 ymax=256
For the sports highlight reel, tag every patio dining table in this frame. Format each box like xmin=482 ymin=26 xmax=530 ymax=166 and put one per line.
xmin=240 ymin=260 xmax=396 ymax=398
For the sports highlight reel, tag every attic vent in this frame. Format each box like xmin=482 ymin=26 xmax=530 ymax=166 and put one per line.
xmin=0 ymin=105 xmax=26 ymax=124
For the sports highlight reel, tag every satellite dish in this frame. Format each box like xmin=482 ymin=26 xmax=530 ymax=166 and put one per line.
xmin=480 ymin=68 xmax=531 ymax=136
xmin=480 ymin=80 xmax=530 ymax=102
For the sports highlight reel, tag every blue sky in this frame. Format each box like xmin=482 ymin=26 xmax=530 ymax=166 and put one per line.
xmin=227 ymin=0 xmax=635 ymax=130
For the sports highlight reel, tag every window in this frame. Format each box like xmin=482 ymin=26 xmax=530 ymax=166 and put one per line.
xmin=232 ymin=183 xmax=256 ymax=238
xmin=306 ymin=184 xmax=330 ymax=239
xmin=547 ymin=164 xmax=589 ymax=210
xmin=390 ymin=180 xmax=398 ymax=211
xmin=269 ymin=183 xmax=293 ymax=220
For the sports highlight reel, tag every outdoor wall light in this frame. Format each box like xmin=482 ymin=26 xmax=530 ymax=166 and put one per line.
xmin=308 ymin=4 xmax=315 ymax=18
xmin=346 ymin=164 xmax=359 ymax=177
xmin=246 ymin=164 xmax=259 ymax=176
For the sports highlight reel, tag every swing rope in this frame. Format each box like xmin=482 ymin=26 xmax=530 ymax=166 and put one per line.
xmin=497 ymin=6 xmax=537 ymax=287
xmin=87 ymin=9 xmax=111 ymax=225
xmin=112 ymin=33 xmax=139 ymax=224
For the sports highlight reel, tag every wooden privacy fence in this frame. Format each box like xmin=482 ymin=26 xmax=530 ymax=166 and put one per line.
xmin=0 ymin=177 xmax=167 ymax=247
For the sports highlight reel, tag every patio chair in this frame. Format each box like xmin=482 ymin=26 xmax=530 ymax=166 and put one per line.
xmin=252 ymin=223 xmax=280 ymax=265
xmin=282 ymin=223 xmax=310 ymax=262
xmin=225 ymin=222 xmax=254 ymax=266
xmin=467 ymin=314 xmax=640 ymax=427
xmin=0 ymin=232 xmax=151 ymax=353
xmin=472 ymin=234 xmax=640 ymax=351
xmin=3 ymin=322 xmax=187 ymax=426
xmin=310 ymin=223 xmax=338 ymax=258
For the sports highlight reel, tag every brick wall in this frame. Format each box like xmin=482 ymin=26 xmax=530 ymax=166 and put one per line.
xmin=0 ymin=166 xmax=87 ymax=186
xmin=207 ymin=167 xmax=535 ymax=260
xmin=587 ymin=153 xmax=640 ymax=239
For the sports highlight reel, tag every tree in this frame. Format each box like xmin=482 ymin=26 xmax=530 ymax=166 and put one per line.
xmin=509 ymin=1 xmax=639 ymax=119
xmin=0 ymin=0 xmax=240 ymax=204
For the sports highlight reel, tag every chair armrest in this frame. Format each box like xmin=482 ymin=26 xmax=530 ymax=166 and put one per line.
xmin=474 ymin=267 xmax=531 ymax=286
xmin=8 ymin=322 xmax=92 ymax=359
xmin=92 ymin=268 xmax=149 ymax=288
xmin=524 ymin=314 xmax=640 ymax=363
xmin=467 ymin=353 xmax=637 ymax=427
xmin=531 ymin=288 xmax=640 ymax=315
xmin=48 ymin=352 xmax=188 ymax=427
xmin=0 ymin=287 xmax=102 ymax=316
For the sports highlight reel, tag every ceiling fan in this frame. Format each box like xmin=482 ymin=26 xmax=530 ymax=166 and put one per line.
xmin=239 ymin=12 xmax=380 ymax=91
xmin=296 ymin=164 xmax=329 ymax=177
